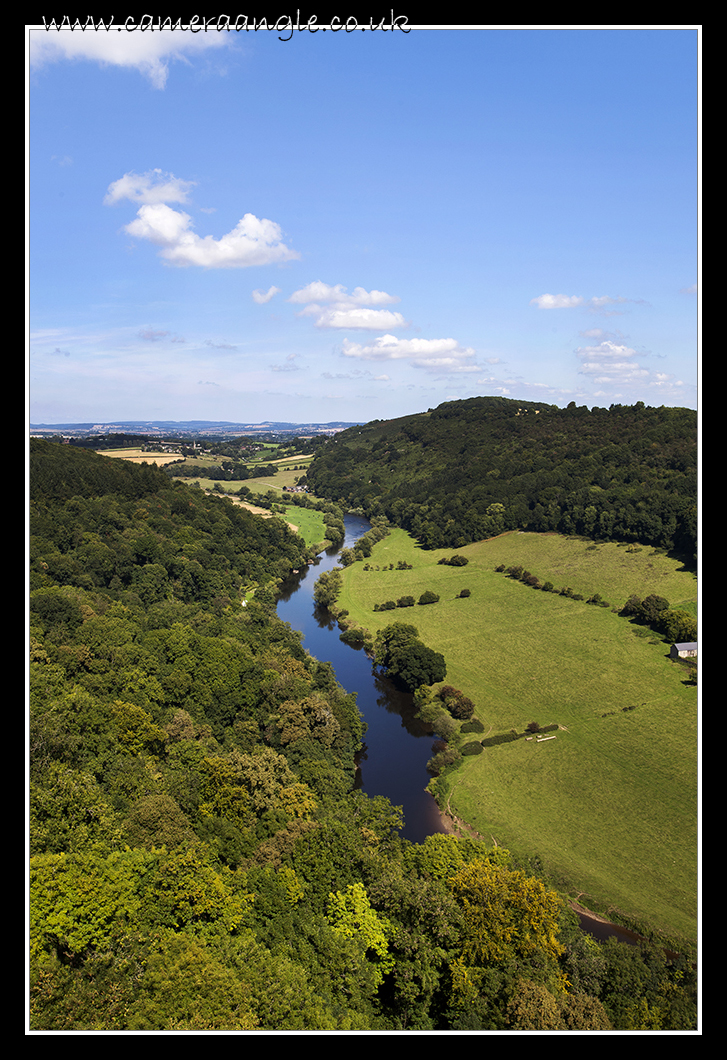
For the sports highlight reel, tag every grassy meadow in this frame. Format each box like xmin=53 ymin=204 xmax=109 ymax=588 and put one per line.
xmin=279 ymin=504 xmax=327 ymax=547
xmin=338 ymin=529 xmax=698 ymax=942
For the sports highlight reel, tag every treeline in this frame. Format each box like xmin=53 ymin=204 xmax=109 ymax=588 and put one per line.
xmin=68 ymin=433 xmax=157 ymax=450
xmin=170 ymin=460 xmax=280 ymax=481
xmin=305 ymin=397 xmax=697 ymax=561
xmin=28 ymin=442 xmax=698 ymax=1030
xmin=493 ymin=562 xmax=697 ymax=645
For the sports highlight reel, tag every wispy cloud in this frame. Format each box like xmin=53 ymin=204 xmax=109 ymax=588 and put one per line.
xmin=105 ymin=169 xmax=195 ymax=207
xmin=105 ymin=170 xmax=299 ymax=269
xmin=341 ymin=334 xmax=477 ymax=372
xmin=252 ymin=286 xmax=281 ymax=304
xmin=271 ymin=353 xmax=300 ymax=372
xmin=531 ymin=293 xmax=647 ymax=312
xmin=138 ymin=328 xmax=170 ymax=341
xmin=29 ymin=29 xmax=232 ymax=90
xmin=576 ymin=339 xmax=648 ymax=384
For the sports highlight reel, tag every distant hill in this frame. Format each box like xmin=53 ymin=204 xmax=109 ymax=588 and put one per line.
xmin=29 ymin=419 xmax=362 ymax=439
xmin=305 ymin=397 xmax=698 ymax=561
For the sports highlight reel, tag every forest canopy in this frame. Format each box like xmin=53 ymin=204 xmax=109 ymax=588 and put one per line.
xmin=305 ymin=398 xmax=697 ymax=561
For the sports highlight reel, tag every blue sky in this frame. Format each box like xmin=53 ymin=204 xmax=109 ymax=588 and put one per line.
xmin=28 ymin=24 xmax=699 ymax=425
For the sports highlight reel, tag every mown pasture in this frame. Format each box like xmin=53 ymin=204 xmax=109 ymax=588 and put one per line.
xmin=100 ymin=448 xmax=182 ymax=466
xmin=337 ymin=528 xmax=698 ymax=942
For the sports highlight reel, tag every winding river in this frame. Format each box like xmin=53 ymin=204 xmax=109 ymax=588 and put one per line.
xmin=276 ymin=513 xmax=448 ymax=844
xmin=276 ymin=512 xmax=644 ymax=947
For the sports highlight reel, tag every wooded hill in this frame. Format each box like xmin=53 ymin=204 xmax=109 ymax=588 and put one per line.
xmin=28 ymin=441 xmax=697 ymax=1030
xmin=304 ymin=397 xmax=697 ymax=561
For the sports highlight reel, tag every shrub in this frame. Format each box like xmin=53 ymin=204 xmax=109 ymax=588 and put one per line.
xmin=461 ymin=719 xmax=485 ymax=734
xmin=418 ymin=590 xmax=440 ymax=605
xmin=481 ymin=731 xmax=523 ymax=748
xmin=426 ymin=745 xmax=461 ymax=775
xmin=461 ymin=742 xmax=484 ymax=756
xmin=339 ymin=627 xmax=366 ymax=646
xmin=397 ymin=596 xmax=415 ymax=608
xmin=439 ymin=686 xmax=475 ymax=721
xmin=449 ymin=696 xmax=475 ymax=721
xmin=458 ymin=588 xmax=471 ymax=598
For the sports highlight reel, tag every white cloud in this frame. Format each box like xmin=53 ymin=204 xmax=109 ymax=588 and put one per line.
xmin=104 ymin=169 xmax=195 ymax=206
xmin=532 ymin=293 xmax=646 ymax=312
xmin=29 ymin=28 xmax=232 ymax=90
xmin=289 ymin=282 xmax=405 ymax=330
xmin=530 ymin=293 xmax=585 ymax=309
xmin=302 ymin=305 xmax=408 ymax=330
xmin=106 ymin=173 xmax=299 ymax=269
xmin=289 ymin=281 xmax=399 ymax=307
xmin=342 ymin=334 xmax=477 ymax=371
xmin=252 ymin=286 xmax=282 ymax=304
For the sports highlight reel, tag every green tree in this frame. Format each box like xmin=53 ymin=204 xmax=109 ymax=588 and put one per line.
xmin=127 ymin=933 xmax=259 ymax=1030
xmin=326 ymin=882 xmax=395 ymax=989
xmin=659 ymin=608 xmax=697 ymax=643
xmin=30 ymin=763 xmax=122 ymax=856
xmin=448 ymin=858 xmax=565 ymax=968
xmin=374 ymin=623 xmax=447 ymax=691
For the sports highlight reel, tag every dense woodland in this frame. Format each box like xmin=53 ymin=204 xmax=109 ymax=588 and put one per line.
xmin=28 ymin=440 xmax=697 ymax=1030
xmin=304 ymin=397 xmax=697 ymax=562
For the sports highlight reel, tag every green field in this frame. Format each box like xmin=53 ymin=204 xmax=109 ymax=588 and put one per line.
xmin=281 ymin=505 xmax=327 ymax=547
xmin=338 ymin=529 xmax=699 ymax=942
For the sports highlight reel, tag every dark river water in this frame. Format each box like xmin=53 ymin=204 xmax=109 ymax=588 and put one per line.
xmin=276 ymin=513 xmax=448 ymax=844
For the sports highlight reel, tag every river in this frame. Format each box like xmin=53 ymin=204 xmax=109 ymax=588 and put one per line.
xmin=276 ymin=512 xmax=647 ymax=947
xmin=276 ymin=513 xmax=448 ymax=844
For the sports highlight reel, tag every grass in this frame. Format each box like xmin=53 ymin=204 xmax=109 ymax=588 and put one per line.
xmin=338 ymin=529 xmax=698 ymax=942
xmin=280 ymin=505 xmax=327 ymax=547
